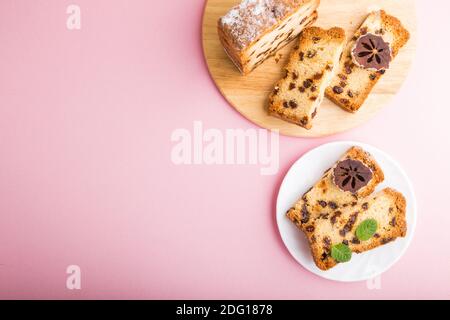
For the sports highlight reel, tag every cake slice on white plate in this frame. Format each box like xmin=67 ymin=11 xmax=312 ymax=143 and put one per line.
xmin=304 ymin=188 xmax=407 ymax=271
xmin=286 ymin=146 xmax=407 ymax=271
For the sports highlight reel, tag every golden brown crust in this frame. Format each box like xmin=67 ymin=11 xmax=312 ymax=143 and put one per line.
xmin=384 ymin=187 xmax=407 ymax=237
xmin=300 ymin=26 xmax=346 ymax=41
xmin=381 ymin=10 xmax=410 ymax=56
xmin=325 ymin=10 xmax=410 ymax=112
xmin=217 ymin=24 xmax=245 ymax=72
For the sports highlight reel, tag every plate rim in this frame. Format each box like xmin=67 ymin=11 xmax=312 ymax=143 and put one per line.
xmin=276 ymin=140 xmax=418 ymax=282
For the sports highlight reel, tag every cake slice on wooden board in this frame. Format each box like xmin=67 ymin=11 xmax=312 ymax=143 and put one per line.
xmin=306 ymin=188 xmax=407 ymax=271
xmin=286 ymin=146 xmax=384 ymax=231
xmin=268 ymin=26 xmax=346 ymax=129
xmin=325 ymin=10 xmax=410 ymax=112
xmin=218 ymin=0 xmax=320 ymax=75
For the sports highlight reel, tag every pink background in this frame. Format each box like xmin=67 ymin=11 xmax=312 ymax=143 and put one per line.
xmin=0 ymin=0 xmax=449 ymax=299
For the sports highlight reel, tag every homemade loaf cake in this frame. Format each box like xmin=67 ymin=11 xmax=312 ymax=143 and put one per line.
xmin=268 ymin=27 xmax=346 ymax=129
xmin=325 ymin=10 xmax=410 ymax=112
xmin=218 ymin=0 xmax=320 ymax=75
xmin=305 ymin=188 xmax=407 ymax=271
xmin=287 ymin=146 xmax=384 ymax=231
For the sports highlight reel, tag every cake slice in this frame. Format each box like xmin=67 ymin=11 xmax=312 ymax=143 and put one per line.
xmin=287 ymin=146 xmax=384 ymax=231
xmin=305 ymin=188 xmax=407 ymax=271
xmin=218 ymin=0 xmax=320 ymax=75
xmin=325 ymin=10 xmax=410 ymax=112
xmin=268 ymin=27 xmax=346 ymax=129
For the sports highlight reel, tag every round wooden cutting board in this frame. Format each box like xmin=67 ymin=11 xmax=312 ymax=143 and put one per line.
xmin=202 ymin=0 xmax=417 ymax=137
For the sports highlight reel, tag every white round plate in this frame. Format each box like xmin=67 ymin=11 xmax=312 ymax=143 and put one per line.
xmin=276 ymin=141 xmax=417 ymax=282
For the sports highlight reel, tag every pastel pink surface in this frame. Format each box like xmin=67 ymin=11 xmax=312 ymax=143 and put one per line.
xmin=0 ymin=0 xmax=449 ymax=299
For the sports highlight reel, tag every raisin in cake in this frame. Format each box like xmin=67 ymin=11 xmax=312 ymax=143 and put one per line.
xmin=305 ymin=188 xmax=407 ymax=271
xmin=268 ymin=27 xmax=345 ymax=129
xmin=287 ymin=146 xmax=384 ymax=231
xmin=325 ymin=10 xmax=410 ymax=112
xmin=218 ymin=0 xmax=320 ymax=75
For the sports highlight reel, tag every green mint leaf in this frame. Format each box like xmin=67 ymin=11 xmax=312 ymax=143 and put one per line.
xmin=356 ymin=219 xmax=378 ymax=241
xmin=331 ymin=243 xmax=352 ymax=263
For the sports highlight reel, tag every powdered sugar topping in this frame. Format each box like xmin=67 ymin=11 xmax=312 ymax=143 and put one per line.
xmin=221 ymin=0 xmax=301 ymax=49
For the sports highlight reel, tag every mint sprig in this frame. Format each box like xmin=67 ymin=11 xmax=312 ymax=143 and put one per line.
xmin=331 ymin=243 xmax=352 ymax=263
xmin=356 ymin=219 xmax=378 ymax=241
